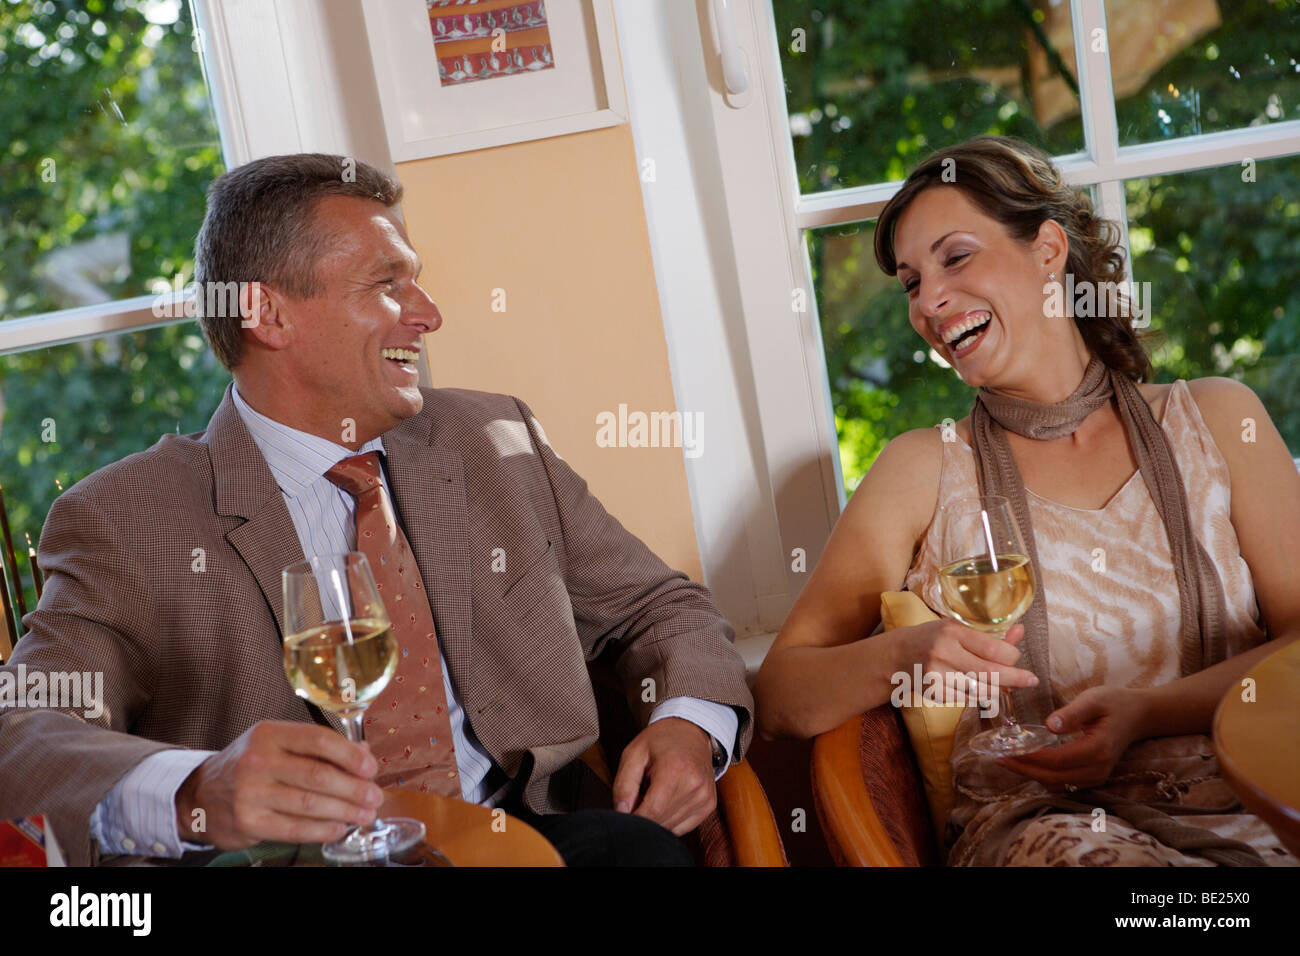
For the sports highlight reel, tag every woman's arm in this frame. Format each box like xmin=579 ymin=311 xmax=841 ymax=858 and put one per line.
xmin=755 ymin=427 xmax=1038 ymax=739
xmin=1129 ymin=627 xmax=1300 ymax=739
xmin=1132 ymin=376 xmax=1300 ymax=736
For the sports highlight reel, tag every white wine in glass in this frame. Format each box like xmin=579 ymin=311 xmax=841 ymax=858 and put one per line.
xmin=283 ymin=552 xmax=428 ymax=864
xmin=284 ymin=618 xmax=397 ymax=716
xmin=938 ymin=496 xmax=1057 ymax=756
xmin=938 ymin=553 xmax=1034 ymax=631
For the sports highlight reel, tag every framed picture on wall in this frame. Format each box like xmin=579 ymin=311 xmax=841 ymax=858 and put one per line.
xmin=362 ymin=0 xmax=628 ymax=161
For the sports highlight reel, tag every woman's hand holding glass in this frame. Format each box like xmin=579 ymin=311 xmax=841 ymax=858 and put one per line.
xmin=938 ymin=495 xmax=1058 ymax=755
xmin=894 ymin=619 xmax=1040 ymax=702
xmin=997 ymin=684 xmax=1151 ymax=790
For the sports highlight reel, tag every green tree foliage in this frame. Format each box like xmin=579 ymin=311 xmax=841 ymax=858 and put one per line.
xmin=774 ymin=0 xmax=1300 ymax=492
xmin=1128 ymin=156 xmax=1300 ymax=451
xmin=0 ymin=0 xmax=229 ymax=617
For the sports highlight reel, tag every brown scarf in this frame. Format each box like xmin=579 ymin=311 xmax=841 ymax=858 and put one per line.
xmin=970 ymin=354 xmax=1228 ymax=725
xmin=957 ymin=354 xmax=1264 ymax=865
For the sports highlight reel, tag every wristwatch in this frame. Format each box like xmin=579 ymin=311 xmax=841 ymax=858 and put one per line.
xmin=709 ymin=734 xmax=728 ymax=771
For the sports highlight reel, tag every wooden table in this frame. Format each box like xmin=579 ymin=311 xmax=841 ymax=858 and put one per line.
xmin=1213 ymin=639 xmax=1300 ymax=857
xmin=104 ymin=790 xmax=564 ymax=867
xmin=380 ymin=790 xmax=563 ymax=867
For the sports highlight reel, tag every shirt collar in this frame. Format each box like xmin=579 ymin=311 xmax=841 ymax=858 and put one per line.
xmin=231 ymin=384 xmax=386 ymax=498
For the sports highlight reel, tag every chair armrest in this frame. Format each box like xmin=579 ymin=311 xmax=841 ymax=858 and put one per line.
xmin=716 ymin=759 xmax=788 ymax=867
xmin=578 ymin=741 xmax=613 ymax=787
xmin=811 ymin=714 xmax=906 ymax=867
xmin=0 ymin=604 xmax=14 ymax=662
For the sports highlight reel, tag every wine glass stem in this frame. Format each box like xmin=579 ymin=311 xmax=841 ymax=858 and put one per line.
xmin=999 ymin=688 xmax=1023 ymax=734
xmin=339 ymin=710 xmax=387 ymax=844
xmin=993 ymin=627 xmax=1025 ymax=737
xmin=341 ymin=711 xmax=365 ymax=744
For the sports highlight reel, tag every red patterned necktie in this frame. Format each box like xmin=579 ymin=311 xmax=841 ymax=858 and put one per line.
xmin=323 ymin=452 xmax=461 ymax=797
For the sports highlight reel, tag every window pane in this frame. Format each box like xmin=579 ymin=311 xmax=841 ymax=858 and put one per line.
xmin=809 ymin=220 xmax=971 ymax=493
xmin=0 ymin=323 xmax=230 ymax=617
xmin=1107 ymin=0 xmax=1300 ymax=145
xmin=1126 ymin=154 xmax=1300 ymax=454
xmin=772 ymin=0 xmax=1084 ymax=194
xmin=0 ymin=0 xmax=225 ymax=322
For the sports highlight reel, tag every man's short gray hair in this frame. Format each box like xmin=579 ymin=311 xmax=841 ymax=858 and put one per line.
xmin=193 ymin=154 xmax=403 ymax=371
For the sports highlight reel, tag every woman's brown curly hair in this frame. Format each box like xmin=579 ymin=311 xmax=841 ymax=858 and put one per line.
xmin=873 ymin=135 xmax=1157 ymax=382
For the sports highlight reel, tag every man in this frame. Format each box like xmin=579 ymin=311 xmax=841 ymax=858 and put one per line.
xmin=0 ymin=154 xmax=753 ymax=866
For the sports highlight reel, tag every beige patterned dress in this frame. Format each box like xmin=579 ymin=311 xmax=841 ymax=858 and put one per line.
xmin=903 ymin=380 xmax=1297 ymax=866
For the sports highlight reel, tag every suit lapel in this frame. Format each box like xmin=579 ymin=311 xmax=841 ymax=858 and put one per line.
xmin=381 ymin=430 xmax=473 ymax=697
xmin=204 ymin=385 xmax=344 ymax=735
xmin=225 ymin=515 xmax=305 ymax=646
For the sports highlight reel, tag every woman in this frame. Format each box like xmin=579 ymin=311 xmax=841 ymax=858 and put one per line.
xmin=756 ymin=135 xmax=1300 ymax=866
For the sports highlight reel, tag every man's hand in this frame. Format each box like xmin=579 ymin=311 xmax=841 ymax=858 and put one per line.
xmin=611 ymin=717 xmax=717 ymax=836
xmin=996 ymin=685 xmax=1149 ymax=791
xmin=175 ymin=720 xmax=384 ymax=849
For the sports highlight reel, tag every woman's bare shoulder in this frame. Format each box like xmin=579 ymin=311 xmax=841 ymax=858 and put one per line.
xmin=844 ymin=426 xmax=946 ymax=545
xmin=1181 ymin=376 xmax=1272 ymax=465
xmin=1182 ymin=375 xmax=1259 ymax=421
xmin=864 ymin=426 xmax=945 ymax=485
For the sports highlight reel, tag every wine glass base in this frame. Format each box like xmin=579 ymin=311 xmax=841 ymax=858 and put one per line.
xmin=968 ymin=724 xmax=1058 ymax=757
xmin=322 ymin=817 xmax=427 ymax=865
xmin=388 ymin=842 xmax=454 ymax=867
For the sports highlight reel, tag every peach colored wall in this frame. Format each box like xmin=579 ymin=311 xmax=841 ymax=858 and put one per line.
xmin=395 ymin=125 xmax=704 ymax=581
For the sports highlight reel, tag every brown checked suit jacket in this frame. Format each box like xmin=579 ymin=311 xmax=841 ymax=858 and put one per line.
xmin=0 ymin=384 xmax=754 ymax=865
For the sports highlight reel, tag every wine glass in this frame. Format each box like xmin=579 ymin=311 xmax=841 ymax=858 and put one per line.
xmin=282 ymin=552 xmax=427 ymax=863
xmin=938 ymin=495 xmax=1058 ymax=756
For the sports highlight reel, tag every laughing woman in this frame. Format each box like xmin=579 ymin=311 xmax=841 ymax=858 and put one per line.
xmin=755 ymin=136 xmax=1300 ymax=866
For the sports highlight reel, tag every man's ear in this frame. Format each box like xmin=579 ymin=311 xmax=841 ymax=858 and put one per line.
xmin=1034 ymin=219 xmax=1069 ymax=277
xmin=238 ymin=281 xmax=294 ymax=351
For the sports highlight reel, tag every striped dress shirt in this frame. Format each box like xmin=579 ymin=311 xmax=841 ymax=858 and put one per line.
xmin=90 ymin=385 xmax=736 ymax=857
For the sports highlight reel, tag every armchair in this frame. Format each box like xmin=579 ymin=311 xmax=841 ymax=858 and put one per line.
xmin=585 ymin=654 xmax=788 ymax=866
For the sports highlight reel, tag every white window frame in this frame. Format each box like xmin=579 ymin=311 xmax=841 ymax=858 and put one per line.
xmin=618 ymin=0 xmax=1300 ymax=664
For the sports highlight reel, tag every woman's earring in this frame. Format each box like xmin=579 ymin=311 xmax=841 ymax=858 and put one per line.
xmin=1048 ymin=272 xmax=1057 ymax=282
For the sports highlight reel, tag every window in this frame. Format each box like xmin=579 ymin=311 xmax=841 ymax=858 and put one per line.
xmin=0 ymin=0 xmax=404 ymax=634
xmin=772 ymin=0 xmax=1300 ymax=491
xmin=0 ymin=0 xmax=228 ymax=620
xmin=1125 ymin=154 xmax=1300 ymax=446
xmin=780 ymin=0 xmax=1085 ymax=194
xmin=617 ymin=0 xmax=1300 ymax=638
